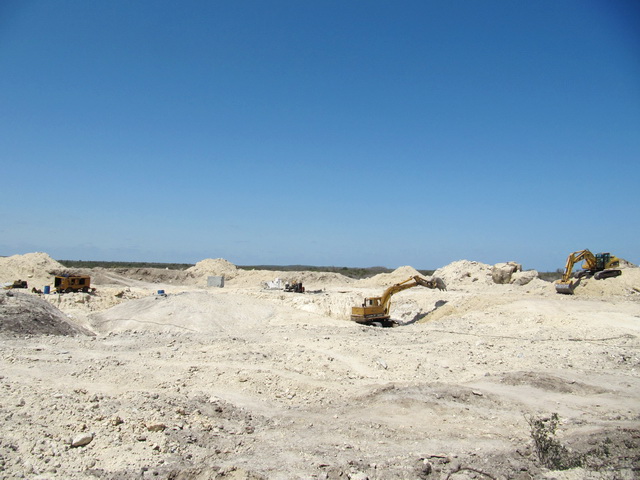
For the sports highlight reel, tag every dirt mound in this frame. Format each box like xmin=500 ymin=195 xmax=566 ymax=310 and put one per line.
xmin=184 ymin=259 xmax=352 ymax=289
xmin=570 ymin=265 xmax=640 ymax=297
xmin=356 ymin=265 xmax=423 ymax=287
xmin=0 ymin=252 xmax=65 ymax=289
xmin=91 ymin=267 xmax=197 ymax=287
xmin=433 ymin=259 xmax=494 ymax=287
xmin=186 ymin=258 xmax=240 ymax=281
xmin=233 ymin=269 xmax=352 ymax=289
xmin=89 ymin=290 xmax=277 ymax=334
xmin=0 ymin=290 xmax=92 ymax=336
xmin=619 ymin=258 xmax=637 ymax=268
xmin=499 ymin=371 xmax=608 ymax=395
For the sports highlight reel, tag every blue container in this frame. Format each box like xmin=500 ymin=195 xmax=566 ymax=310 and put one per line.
xmin=43 ymin=286 xmax=50 ymax=294
xmin=157 ymin=290 xmax=165 ymax=295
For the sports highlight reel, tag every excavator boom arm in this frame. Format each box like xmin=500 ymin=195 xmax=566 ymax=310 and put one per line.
xmin=561 ymin=249 xmax=595 ymax=283
xmin=351 ymin=275 xmax=446 ymax=324
xmin=379 ymin=275 xmax=446 ymax=315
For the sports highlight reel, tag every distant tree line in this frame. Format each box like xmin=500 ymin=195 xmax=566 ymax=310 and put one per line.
xmin=57 ymin=260 xmax=194 ymax=270
xmin=57 ymin=260 xmax=436 ymax=279
xmin=238 ymin=264 xmax=436 ymax=279
xmin=57 ymin=259 xmax=561 ymax=281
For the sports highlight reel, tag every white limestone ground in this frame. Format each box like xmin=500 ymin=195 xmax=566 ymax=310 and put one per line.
xmin=0 ymin=252 xmax=639 ymax=479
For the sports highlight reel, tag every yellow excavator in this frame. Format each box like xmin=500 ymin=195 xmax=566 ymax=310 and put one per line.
xmin=555 ymin=250 xmax=622 ymax=294
xmin=351 ymin=275 xmax=447 ymax=326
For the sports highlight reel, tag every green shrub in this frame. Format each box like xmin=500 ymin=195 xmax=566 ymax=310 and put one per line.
xmin=527 ymin=413 xmax=583 ymax=470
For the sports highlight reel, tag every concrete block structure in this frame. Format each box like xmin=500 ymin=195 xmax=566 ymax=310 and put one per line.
xmin=207 ymin=276 xmax=224 ymax=288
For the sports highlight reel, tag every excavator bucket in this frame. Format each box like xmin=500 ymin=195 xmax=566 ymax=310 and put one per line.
xmin=433 ymin=277 xmax=447 ymax=291
xmin=555 ymin=282 xmax=575 ymax=295
xmin=414 ymin=276 xmax=447 ymax=291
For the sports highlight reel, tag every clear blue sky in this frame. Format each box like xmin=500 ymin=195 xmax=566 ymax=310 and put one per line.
xmin=1 ymin=1 xmax=639 ymax=271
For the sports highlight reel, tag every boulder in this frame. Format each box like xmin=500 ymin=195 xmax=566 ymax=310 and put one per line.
xmin=510 ymin=270 xmax=538 ymax=286
xmin=491 ymin=262 xmax=522 ymax=284
xmin=70 ymin=433 xmax=94 ymax=448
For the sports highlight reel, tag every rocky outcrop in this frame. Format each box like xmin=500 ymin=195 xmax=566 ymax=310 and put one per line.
xmin=491 ymin=262 xmax=522 ymax=284
xmin=510 ymin=270 xmax=538 ymax=286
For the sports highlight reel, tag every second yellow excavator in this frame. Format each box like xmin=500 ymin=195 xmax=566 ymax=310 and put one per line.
xmin=351 ymin=275 xmax=447 ymax=326
xmin=555 ymin=250 xmax=622 ymax=294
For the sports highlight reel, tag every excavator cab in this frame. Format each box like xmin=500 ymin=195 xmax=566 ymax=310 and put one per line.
xmin=352 ymin=296 xmax=387 ymax=324
xmin=594 ymin=253 xmax=618 ymax=271
xmin=595 ymin=253 xmax=608 ymax=270
xmin=364 ymin=298 xmax=382 ymax=307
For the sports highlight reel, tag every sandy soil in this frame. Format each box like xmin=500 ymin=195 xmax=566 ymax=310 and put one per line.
xmin=1 ymin=253 xmax=639 ymax=480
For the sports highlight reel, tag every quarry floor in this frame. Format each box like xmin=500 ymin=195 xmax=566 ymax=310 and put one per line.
xmin=1 ymin=256 xmax=639 ymax=479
